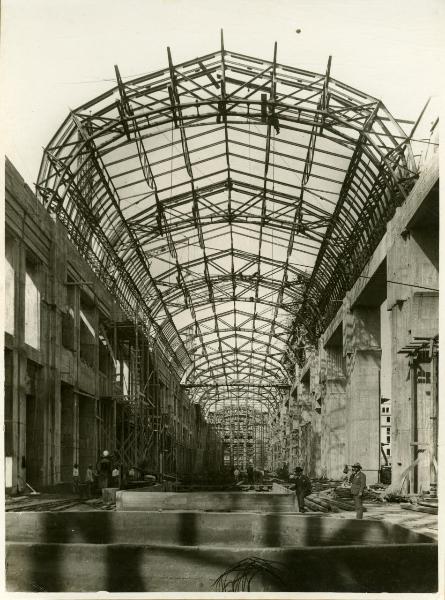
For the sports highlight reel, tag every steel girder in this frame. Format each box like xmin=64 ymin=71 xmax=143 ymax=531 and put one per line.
xmin=36 ymin=36 xmax=416 ymax=417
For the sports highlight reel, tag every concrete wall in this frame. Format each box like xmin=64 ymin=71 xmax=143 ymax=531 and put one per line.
xmin=6 ymin=541 xmax=437 ymax=593
xmin=285 ymin=154 xmax=438 ymax=489
xmin=6 ymin=510 xmax=437 ymax=593
xmin=116 ymin=490 xmax=297 ymax=512
xmin=6 ymin=511 xmax=434 ymax=546
xmin=4 ymin=159 xmax=123 ymax=492
xmin=4 ymin=158 xmax=223 ymax=493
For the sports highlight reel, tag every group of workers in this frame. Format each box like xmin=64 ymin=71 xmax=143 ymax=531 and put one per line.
xmin=72 ymin=450 xmax=121 ymax=497
xmin=232 ymin=459 xmax=366 ymax=519
xmin=290 ymin=462 xmax=366 ymax=519
xmin=74 ymin=451 xmax=367 ymax=518
xmin=233 ymin=460 xmax=265 ymax=485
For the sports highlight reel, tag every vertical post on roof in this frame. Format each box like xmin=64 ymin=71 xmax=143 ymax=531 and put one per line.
xmin=295 ymin=56 xmax=331 ymax=233
xmin=219 ymin=28 xmax=229 ymax=172
xmin=271 ymin=41 xmax=277 ymax=103
xmin=167 ymin=47 xmax=179 ymax=127
xmin=263 ymin=43 xmax=276 ymax=178
xmin=167 ymin=46 xmax=175 ymax=88
xmin=219 ymin=29 xmax=227 ymax=125
xmin=220 ymin=27 xmax=237 ymax=373
xmin=220 ymin=28 xmax=225 ymax=79
xmin=319 ymin=55 xmax=331 ymax=136
xmin=114 ymin=64 xmax=131 ymax=141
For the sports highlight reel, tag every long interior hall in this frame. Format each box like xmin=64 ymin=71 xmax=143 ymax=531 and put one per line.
xmin=3 ymin=31 xmax=439 ymax=595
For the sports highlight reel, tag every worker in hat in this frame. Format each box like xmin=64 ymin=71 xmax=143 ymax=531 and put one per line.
xmin=292 ymin=466 xmax=312 ymax=513
xmin=247 ymin=460 xmax=254 ymax=486
xmin=97 ymin=450 xmax=112 ymax=490
xmin=350 ymin=462 xmax=366 ymax=519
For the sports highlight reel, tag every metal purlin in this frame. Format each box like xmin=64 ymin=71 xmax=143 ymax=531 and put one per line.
xmin=36 ymin=37 xmax=416 ymax=435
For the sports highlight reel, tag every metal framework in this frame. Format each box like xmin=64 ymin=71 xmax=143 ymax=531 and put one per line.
xmin=36 ymin=35 xmax=417 ymax=439
xmin=209 ymin=405 xmax=268 ymax=470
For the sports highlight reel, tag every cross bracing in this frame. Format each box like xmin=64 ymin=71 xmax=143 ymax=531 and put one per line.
xmin=37 ymin=33 xmax=416 ymax=422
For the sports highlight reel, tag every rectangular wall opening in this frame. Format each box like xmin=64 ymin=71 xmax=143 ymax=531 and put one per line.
xmin=325 ymin=324 xmax=344 ymax=379
xmin=25 ymin=361 xmax=42 ymax=487
xmin=97 ymin=398 xmax=114 ymax=457
xmin=79 ymin=292 xmax=96 ymax=368
xmin=99 ymin=319 xmax=113 ymax=376
xmin=5 ymin=235 xmax=15 ymax=335
xmin=60 ymin=384 xmax=75 ymax=483
xmin=62 ymin=277 xmax=75 ymax=351
xmin=78 ymin=394 xmax=96 ymax=476
xmin=24 ymin=254 xmax=41 ymax=349
xmin=4 ymin=349 xmax=14 ymax=470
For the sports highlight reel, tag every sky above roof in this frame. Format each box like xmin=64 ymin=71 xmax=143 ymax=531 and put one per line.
xmin=1 ymin=0 xmax=442 ymax=188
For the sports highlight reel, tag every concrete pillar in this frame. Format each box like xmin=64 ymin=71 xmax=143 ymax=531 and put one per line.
xmin=320 ymin=332 xmax=347 ymax=480
xmin=60 ymin=385 xmax=75 ymax=482
xmin=14 ymin=241 xmax=27 ymax=493
xmin=388 ymin=222 xmax=438 ymax=493
xmin=310 ymin=355 xmax=322 ymax=477
xmin=344 ymin=306 xmax=381 ymax=485
xmin=321 ymin=377 xmax=346 ymax=479
xmin=40 ymin=269 xmax=56 ymax=487
xmin=78 ymin=393 xmax=97 ymax=476
xmin=50 ymin=228 xmax=69 ymax=486
xmin=25 ymin=363 xmax=46 ymax=489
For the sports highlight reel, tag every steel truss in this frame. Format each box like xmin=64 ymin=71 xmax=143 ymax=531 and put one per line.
xmin=209 ymin=405 xmax=269 ymax=469
xmin=37 ymin=33 xmax=416 ymax=433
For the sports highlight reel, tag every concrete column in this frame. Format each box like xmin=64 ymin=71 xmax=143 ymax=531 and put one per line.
xmin=310 ymin=355 xmax=322 ymax=477
xmin=13 ymin=241 xmax=27 ymax=493
xmin=388 ymin=222 xmax=438 ymax=493
xmin=320 ymin=333 xmax=347 ymax=480
xmin=40 ymin=238 xmax=62 ymax=487
xmin=60 ymin=385 xmax=75 ymax=482
xmin=321 ymin=377 xmax=346 ymax=479
xmin=50 ymin=229 xmax=69 ymax=485
xmin=344 ymin=306 xmax=381 ymax=485
xmin=390 ymin=302 xmax=410 ymax=489
xmin=78 ymin=393 xmax=97 ymax=475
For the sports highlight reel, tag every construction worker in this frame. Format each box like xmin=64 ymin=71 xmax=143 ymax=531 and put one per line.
xmin=72 ymin=463 xmax=80 ymax=495
xmin=247 ymin=460 xmax=254 ymax=485
xmin=293 ymin=466 xmax=312 ymax=512
xmin=350 ymin=462 xmax=366 ymax=519
xmin=97 ymin=450 xmax=112 ymax=490
xmin=111 ymin=466 xmax=121 ymax=488
xmin=85 ymin=465 xmax=94 ymax=498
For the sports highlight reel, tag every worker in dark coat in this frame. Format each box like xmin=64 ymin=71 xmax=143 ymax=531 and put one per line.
xmin=247 ymin=460 xmax=254 ymax=485
xmin=97 ymin=450 xmax=112 ymax=490
xmin=350 ymin=462 xmax=366 ymax=519
xmin=292 ymin=466 xmax=312 ymax=512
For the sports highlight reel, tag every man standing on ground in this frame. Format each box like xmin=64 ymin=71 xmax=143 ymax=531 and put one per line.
xmin=293 ymin=466 xmax=312 ymax=513
xmin=247 ymin=460 xmax=254 ymax=486
xmin=350 ymin=462 xmax=366 ymax=519
xmin=111 ymin=466 xmax=120 ymax=488
xmin=97 ymin=450 xmax=112 ymax=490
xmin=72 ymin=463 xmax=80 ymax=495
xmin=85 ymin=464 xmax=94 ymax=498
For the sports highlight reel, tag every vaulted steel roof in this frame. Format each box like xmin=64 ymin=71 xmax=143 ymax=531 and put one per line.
xmin=37 ymin=35 xmax=417 ymax=415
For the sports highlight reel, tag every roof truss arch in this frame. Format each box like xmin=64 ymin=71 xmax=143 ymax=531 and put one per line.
xmin=37 ymin=36 xmax=416 ymax=409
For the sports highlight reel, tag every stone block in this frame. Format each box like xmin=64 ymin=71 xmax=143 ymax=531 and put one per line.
xmin=116 ymin=491 xmax=296 ymax=512
xmin=102 ymin=487 xmax=119 ymax=504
